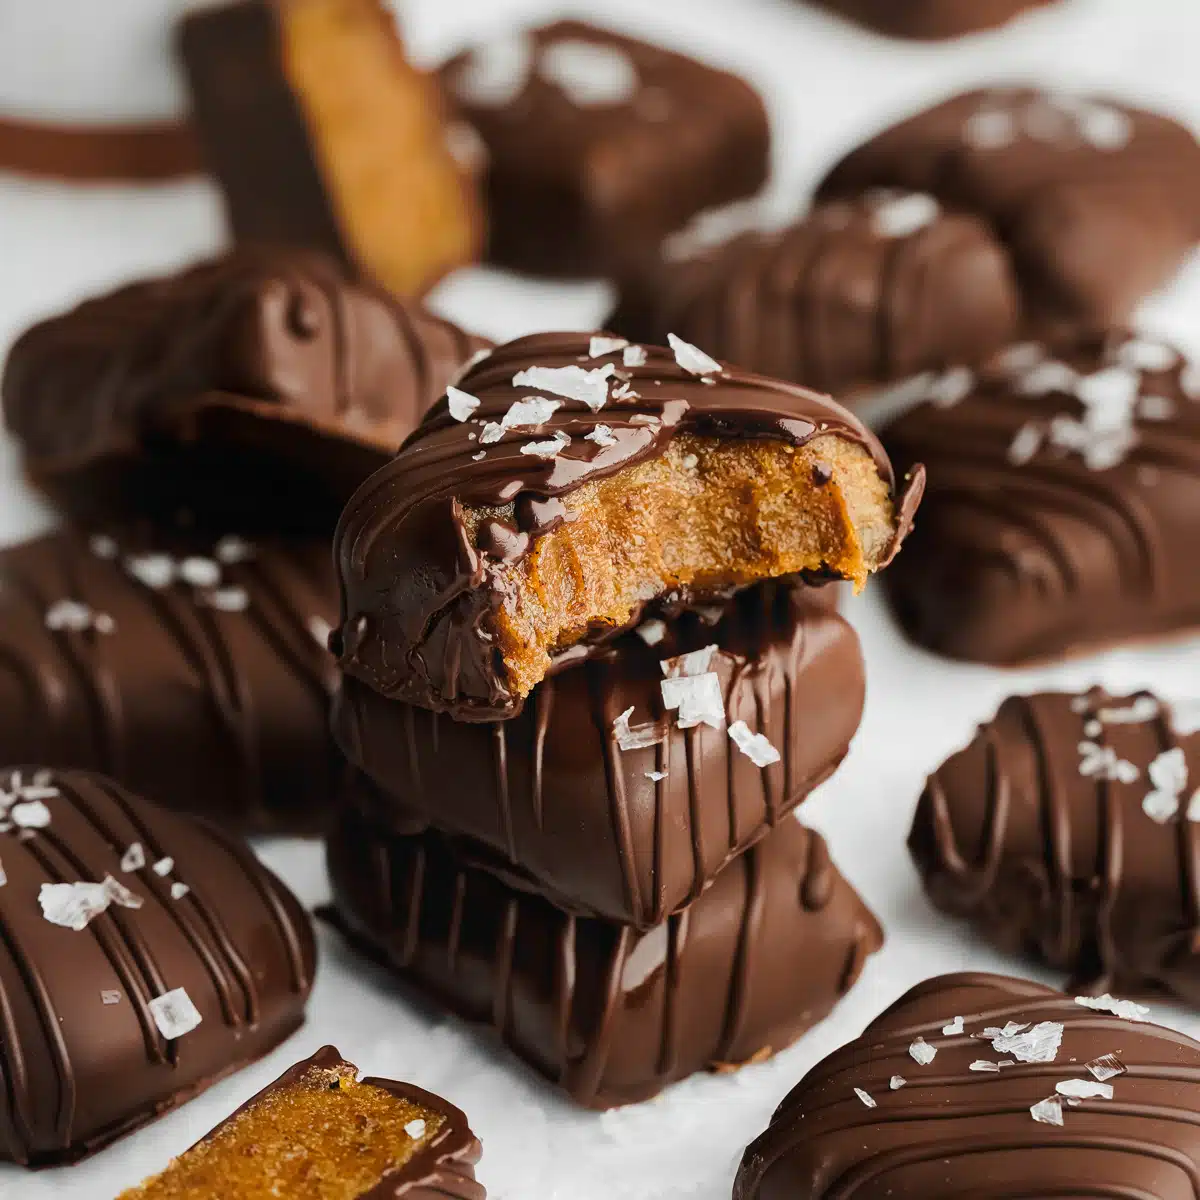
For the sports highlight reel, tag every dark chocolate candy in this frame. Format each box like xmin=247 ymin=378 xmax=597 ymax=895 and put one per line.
xmin=326 ymin=796 xmax=882 ymax=1109
xmin=736 ymin=971 xmax=1200 ymax=1199
xmin=0 ymin=767 xmax=315 ymax=1166
xmin=334 ymin=331 xmax=921 ymax=720
xmin=440 ymin=21 xmax=770 ymax=279
xmin=0 ymin=116 xmax=200 ymax=181
xmin=334 ymin=584 xmax=864 ymax=927
xmin=610 ymin=191 xmax=1019 ymax=399
xmin=179 ymin=0 xmax=481 ymax=299
xmin=2 ymin=247 xmax=489 ymax=525
xmin=818 ymin=87 xmax=1200 ymax=329
xmin=881 ymin=331 xmax=1200 ymax=664
xmin=0 ymin=528 xmax=341 ymax=835
xmin=122 ymin=1046 xmax=483 ymax=1199
xmin=911 ymin=687 xmax=1200 ymax=1004
xmin=807 ymin=0 xmax=1056 ymax=39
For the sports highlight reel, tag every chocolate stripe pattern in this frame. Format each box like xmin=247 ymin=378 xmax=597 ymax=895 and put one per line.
xmin=910 ymin=688 xmax=1200 ymax=1004
xmin=882 ymin=331 xmax=1200 ymax=664
xmin=0 ymin=529 xmax=341 ymax=834
xmin=326 ymin=796 xmax=882 ymax=1109
xmin=610 ymin=192 xmax=1019 ymax=397
xmin=736 ymin=971 xmax=1200 ymax=1199
xmin=0 ymin=768 xmax=314 ymax=1166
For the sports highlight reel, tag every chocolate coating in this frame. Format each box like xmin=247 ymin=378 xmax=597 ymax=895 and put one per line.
xmin=881 ymin=331 xmax=1200 ymax=664
xmin=0 ymin=767 xmax=315 ymax=1166
xmin=807 ymin=0 xmax=1056 ymax=39
xmin=736 ymin=971 xmax=1200 ymax=1199
xmin=818 ymin=87 xmax=1200 ymax=329
xmin=0 ymin=528 xmax=341 ymax=835
xmin=441 ymin=21 xmax=770 ymax=279
xmin=326 ymin=799 xmax=882 ymax=1109
xmin=334 ymin=331 xmax=917 ymax=720
xmin=334 ymin=584 xmax=865 ymax=927
xmin=610 ymin=191 xmax=1019 ymax=399
xmin=912 ymin=688 xmax=1200 ymax=1004
xmin=0 ymin=117 xmax=200 ymax=182
xmin=2 ymin=247 xmax=488 ymax=526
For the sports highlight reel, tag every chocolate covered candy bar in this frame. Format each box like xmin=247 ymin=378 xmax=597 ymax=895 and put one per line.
xmin=440 ymin=21 xmax=769 ymax=279
xmin=335 ymin=584 xmax=864 ymax=927
xmin=2 ymin=247 xmax=488 ymax=525
xmin=736 ymin=971 xmax=1195 ymax=1198
xmin=818 ymin=87 xmax=1200 ymax=328
xmin=0 ymin=767 xmax=315 ymax=1166
xmin=0 ymin=528 xmax=341 ymax=834
xmin=326 ymin=796 xmax=882 ymax=1109
xmin=610 ymin=191 xmax=1019 ymax=399
xmin=180 ymin=0 xmax=481 ymax=298
xmin=807 ymin=0 xmax=1057 ymax=40
xmin=333 ymin=332 xmax=922 ymax=720
xmin=121 ymin=1046 xmax=483 ymax=1199
xmin=881 ymin=331 xmax=1200 ymax=664
xmin=912 ymin=687 xmax=1200 ymax=1004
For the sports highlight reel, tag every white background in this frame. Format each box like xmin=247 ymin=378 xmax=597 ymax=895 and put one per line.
xmin=4 ymin=0 xmax=1200 ymax=1196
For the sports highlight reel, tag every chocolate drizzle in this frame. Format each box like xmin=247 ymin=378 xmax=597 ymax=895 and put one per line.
xmin=735 ymin=971 xmax=1200 ymax=1198
xmin=911 ymin=688 xmax=1200 ymax=1003
xmin=0 ymin=529 xmax=341 ymax=834
xmin=334 ymin=331 xmax=910 ymax=719
xmin=334 ymin=585 xmax=865 ymax=926
xmin=0 ymin=768 xmax=314 ymax=1166
xmin=326 ymin=798 xmax=882 ymax=1109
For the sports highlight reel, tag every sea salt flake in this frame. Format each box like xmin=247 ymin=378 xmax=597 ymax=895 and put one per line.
xmin=1030 ymin=1096 xmax=1064 ymax=1126
xmin=964 ymin=108 xmax=1017 ymax=149
xmin=149 ymin=988 xmax=203 ymax=1040
xmin=645 ymin=771 xmax=668 ymax=782
xmin=871 ymin=192 xmax=939 ymax=239
xmin=101 ymin=990 xmax=121 ymax=1005
xmin=214 ymin=536 xmax=253 ymax=564
xmin=1142 ymin=748 xmax=1189 ymax=823
xmin=1097 ymin=696 xmax=1160 ymax=725
xmin=928 ymin=366 xmax=974 ymax=408
xmin=728 ymin=721 xmax=781 ymax=768
xmin=538 ymin=39 xmax=639 ymax=107
xmin=1143 ymin=788 xmax=1180 ymax=824
xmin=103 ymin=875 xmax=144 ymax=910
xmin=660 ymin=673 xmax=725 ymax=730
xmin=1078 ymin=741 xmax=1139 ymax=784
xmin=1008 ymin=423 xmax=1044 ymax=465
xmin=943 ymin=1016 xmax=965 ymax=1036
xmin=1075 ymin=993 xmax=1149 ymax=1021
xmin=89 ymin=534 xmax=119 ymax=559
xmin=854 ymin=1087 xmax=877 ymax=1108
xmin=521 ymin=432 xmax=570 ymax=459
xmin=1076 ymin=366 xmax=1140 ymax=415
xmin=455 ymin=34 xmax=534 ymax=107
xmin=970 ymin=1060 xmax=1001 ymax=1072
xmin=92 ymin=613 xmax=116 ymax=635
xmin=40 ymin=881 xmax=111 ymax=931
xmin=447 ymin=386 xmax=482 ymax=422
xmin=1056 ymin=1078 xmax=1114 ymax=1100
xmin=152 ymin=856 xmax=175 ymax=877
xmin=1118 ymin=339 xmax=1177 ymax=372
xmin=1084 ymin=720 xmax=1103 ymax=738
xmin=10 ymin=800 xmax=51 ymax=829
xmin=479 ymin=422 xmax=504 ymax=444
xmin=171 ymin=882 xmax=190 ymax=900
xmin=635 ymin=620 xmax=667 ymax=646
xmin=206 ymin=586 xmax=251 ymax=613
xmin=988 ymin=1020 xmax=1063 ymax=1063
xmin=908 ymin=1037 xmax=937 ymax=1065
xmin=585 ymin=425 xmax=618 ymax=448
xmin=613 ymin=707 xmax=663 ymax=752
xmin=889 ymin=1076 xmax=906 ymax=1090
xmin=471 ymin=451 xmax=486 ymax=461
xmin=121 ymin=843 xmax=146 ymax=872
xmin=589 ymin=336 xmax=629 ymax=358
xmin=126 ymin=553 xmax=176 ymax=590
xmin=1173 ymin=699 xmax=1200 ymax=737
xmin=1185 ymin=791 xmax=1200 ymax=822
xmin=1076 ymin=103 xmax=1132 ymax=150
xmin=1138 ymin=394 xmax=1176 ymax=421
xmin=405 ymin=1118 xmax=427 ymax=1139
xmin=179 ymin=557 xmax=221 ymax=589
xmin=45 ymin=599 xmax=95 ymax=633
xmin=1017 ymin=360 xmax=1078 ymax=396
xmin=503 ymin=396 xmax=562 ymax=429
xmin=512 ymin=364 xmax=614 ymax=412
xmin=611 ymin=381 xmax=639 ymax=401
xmin=660 ymin=645 xmax=718 ymax=679
xmin=623 ymin=345 xmax=647 ymax=368
xmin=667 ymin=333 xmax=722 ymax=377
xmin=1086 ymin=1053 xmax=1126 ymax=1082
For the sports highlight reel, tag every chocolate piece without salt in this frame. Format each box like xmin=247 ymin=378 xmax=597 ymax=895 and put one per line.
xmin=807 ymin=0 xmax=1058 ymax=40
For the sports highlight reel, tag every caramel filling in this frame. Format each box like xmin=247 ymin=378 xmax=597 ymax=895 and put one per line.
xmin=119 ymin=1063 xmax=443 ymax=1199
xmin=463 ymin=432 xmax=895 ymax=699
xmin=281 ymin=0 xmax=479 ymax=296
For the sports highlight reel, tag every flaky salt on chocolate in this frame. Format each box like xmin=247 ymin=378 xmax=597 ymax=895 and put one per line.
xmin=818 ymin=87 xmax=1200 ymax=328
xmin=119 ymin=1047 xmax=483 ymax=1199
xmin=611 ymin=191 xmax=1019 ymax=399
xmin=735 ymin=972 xmax=1200 ymax=1198
xmin=334 ymin=332 xmax=922 ymax=720
xmin=910 ymin=687 xmax=1200 ymax=1004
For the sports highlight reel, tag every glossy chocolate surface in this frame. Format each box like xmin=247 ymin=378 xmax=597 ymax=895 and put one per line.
xmin=882 ymin=331 xmax=1200 ymax=664
xmin=326 ymin=800 xmax=882 ymax=1110
xmin=2 ymin=247 xmax=487 ymax=522
xmin=611 ymin=191 xmax=1019 ymax=398
xmin=736 ymin=971 xmax=1200 ymax=1199
xmin=0 ymin=528 xmax=341 ymax=835
xmin=441 ymin=20 xmax=770 ymax=278
xmin=912 ymin=688 xmax=1200 ymax=1004
xmin=334 ymin=331 xmax=915 ymax=720
xmin=334 ymin=584 xmax=864 ymax=927
xmin=818 ymin=87 xmax=1200 ymax=328
xmin=808 ymin=0 xmax=1056 ymax=39
xmin=0 ymin=767 xmax=315 ymax=1166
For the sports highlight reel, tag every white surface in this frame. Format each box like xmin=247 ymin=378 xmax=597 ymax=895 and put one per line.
xmin=3 ymin=0 xmax=1200 ymax=1196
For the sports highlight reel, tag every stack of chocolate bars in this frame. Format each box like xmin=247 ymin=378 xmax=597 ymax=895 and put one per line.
xmin=323 ymin=329 xmax=922 ymax=1107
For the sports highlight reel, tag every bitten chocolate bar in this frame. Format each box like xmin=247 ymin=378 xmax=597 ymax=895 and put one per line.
xmin=335 ymin=584 xmax=864 ymax=927
xmin=326 ymin=792 xmax=882 ymax=1110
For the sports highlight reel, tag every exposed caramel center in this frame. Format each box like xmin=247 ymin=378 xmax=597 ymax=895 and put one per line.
xmin=464 ymin=431 xmax=894 ymax=699
xmin=281 ymin=0 xmax=478 ymax=295
xmin=119 ymin=1064 xmax=443 ymax=1199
